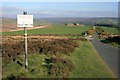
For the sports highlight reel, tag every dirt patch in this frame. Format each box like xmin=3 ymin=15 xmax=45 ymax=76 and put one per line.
xmin=1 ymin=25 xmax=49 ymax=32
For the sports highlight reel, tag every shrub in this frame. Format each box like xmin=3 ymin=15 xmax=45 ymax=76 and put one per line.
xmin=86 ymin=29 xmax=95 ymax=35
xmin=101 ymin=31 xmax=108 ymax=35
xmin=44 ymin=56 xmax=75 ymax=78
xmin=100 ymin=36 xmax=120 ymax=44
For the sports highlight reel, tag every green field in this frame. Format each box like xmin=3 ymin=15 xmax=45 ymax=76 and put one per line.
xmin=101 ymin=27 xmax=119 ymax=34
xmin=2 ymin=41 xmax=115 ymax=78
xmin=2 ymin=24 xmax=90 ymax=35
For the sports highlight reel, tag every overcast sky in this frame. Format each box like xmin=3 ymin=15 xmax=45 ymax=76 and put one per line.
xmin=1 ymin=2 xmax=118 ymax=18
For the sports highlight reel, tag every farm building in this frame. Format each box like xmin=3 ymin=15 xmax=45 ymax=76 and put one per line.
xmin=65 ymin=23 xmax=74 ymax=26
xmin=65 ymin=23 xmax=83 ymax=27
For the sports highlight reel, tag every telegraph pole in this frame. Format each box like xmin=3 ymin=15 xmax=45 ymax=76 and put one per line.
xmin=23 ymin=11 xmax=28 ymax=71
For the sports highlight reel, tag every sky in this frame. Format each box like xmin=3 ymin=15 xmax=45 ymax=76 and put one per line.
xmin=2 ymin=0 xmax=120 ymax=2
xmin=1 ymin=2 xmax=118 ymax=18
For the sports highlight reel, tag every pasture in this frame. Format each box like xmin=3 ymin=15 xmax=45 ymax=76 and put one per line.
xmin=2 ymin=24 xmax=90 ymax=36
xmin=101 ymin=27 xmax=119 ymax=34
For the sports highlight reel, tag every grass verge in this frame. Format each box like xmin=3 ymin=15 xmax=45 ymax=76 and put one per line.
xmin=69 ymin=41 xmax=115 ymax=78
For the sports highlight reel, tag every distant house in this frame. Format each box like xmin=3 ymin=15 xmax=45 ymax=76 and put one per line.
xmin=74 ymin=23 xmax=80 ymax=26
xmin=65 ymin=23 xmax=74 ymax=26
xmin=66 ymin=23 xmax=83 ymax=27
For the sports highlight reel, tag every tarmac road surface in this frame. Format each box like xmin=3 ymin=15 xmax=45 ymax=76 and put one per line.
xmin=91 ymin=34 xmax=118 ymax=77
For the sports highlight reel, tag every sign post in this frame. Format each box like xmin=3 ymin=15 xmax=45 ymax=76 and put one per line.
xmin=24 ymin=12 xmax=28 ymax=71
xmin=17 ymin=12 xmax=33 ymax=71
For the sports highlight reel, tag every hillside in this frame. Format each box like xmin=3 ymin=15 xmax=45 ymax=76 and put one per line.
xmin=1 ymin=17 xmax=118 ymax=31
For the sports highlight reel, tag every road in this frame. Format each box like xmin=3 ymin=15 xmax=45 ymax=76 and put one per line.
xmin=91 ymin=34 xmax=118 ymax=77
xmin=1 ymin=25 xmax=48 ymax=32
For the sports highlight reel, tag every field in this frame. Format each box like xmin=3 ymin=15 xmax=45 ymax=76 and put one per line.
xmin=1 ymin=18 xmax=51 ymax=32
xmin=2 ymin=36 xmax=115 ymax=78
xmin=2 ymin=24 xmax=90 ymax=36
xmin=101 ymin=27 xmax=119 ymax=34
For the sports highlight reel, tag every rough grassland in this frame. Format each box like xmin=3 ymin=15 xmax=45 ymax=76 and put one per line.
xmin=2 ymin=41 xmax=115 ymax=78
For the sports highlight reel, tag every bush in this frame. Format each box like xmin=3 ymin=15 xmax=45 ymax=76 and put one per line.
xmin=96 ymin=27 xmax=104 ymax=35
xmin=101 ymin=31 xmax=108 ymax=35
xmin=86 ymin=29 xmax=95 ymax=35
xmin=44 ymin=56 xmax=75 ymax=78
xmin=101 ymin=36 xmax=120 ymax=44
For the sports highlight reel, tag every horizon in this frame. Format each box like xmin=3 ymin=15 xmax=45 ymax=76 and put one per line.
xmin=1 ymin=16 xmax=118 ymax=19
xmin=1 ymin=2 xmax=118 ymax=18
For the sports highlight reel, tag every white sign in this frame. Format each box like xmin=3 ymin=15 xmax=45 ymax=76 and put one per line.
xmin=17 ymin=15 xmax=33 ymax=27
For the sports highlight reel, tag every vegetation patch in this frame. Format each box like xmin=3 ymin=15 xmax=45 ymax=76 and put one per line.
xmin=2 ymin=36 xmax=79 ymax=64
xmin=2 ymin=40 xmax=115 ymax=78
xmin=96 ymin=26 xmax=119 ymax=35
xmin=96 ymin=27 xmax=106 ymax=35
xmin=96 ymin=27 xmax=120 ymax=47
xmin=100 ymin=36 xmax=120 ymax=48
xmin=86 ymin=28 xmax=95 ymax=35
xmin=69 ymin=41 xmax=115 ymax=78
xmin=2 ymin=36 xmax=78 ymax=78
xmin=101 ymin=27 xmax=119 ymax=34
xmin=43 ymin=56 xmax=74 ymax=78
